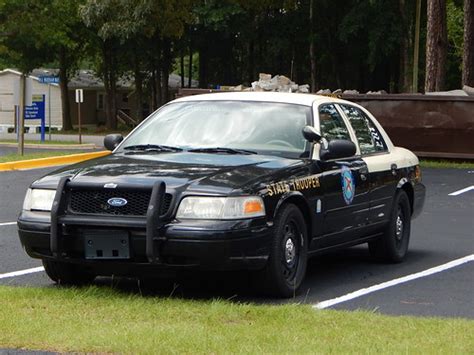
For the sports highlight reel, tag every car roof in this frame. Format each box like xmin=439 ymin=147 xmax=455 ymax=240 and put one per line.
xmin=172 ymin=91 xmax=348 ymax=107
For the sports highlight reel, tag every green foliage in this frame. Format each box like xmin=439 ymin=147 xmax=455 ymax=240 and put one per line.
xmin=0 ymin=0 xmax=468 ymax=93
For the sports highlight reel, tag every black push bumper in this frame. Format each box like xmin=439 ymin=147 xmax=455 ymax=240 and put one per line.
xmin=18 ymin=216 xmax=272 ymax=275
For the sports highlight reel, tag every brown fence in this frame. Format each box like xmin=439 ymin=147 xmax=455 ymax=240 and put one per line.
xmin=177 ymin=89 xmax=474 ymax=159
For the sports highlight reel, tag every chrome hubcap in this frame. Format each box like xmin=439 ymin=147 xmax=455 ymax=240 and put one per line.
xmin=396 ymin=214 xmax=403 ymax=240
xmin=285 ymin=238 xmax=296 ymax=264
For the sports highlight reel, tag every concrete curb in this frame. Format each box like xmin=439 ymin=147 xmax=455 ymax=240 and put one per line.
xmin=0 ymin=142 xmax=97 ymax=150
xmin=0 ymin=151 xmax=111 ymax=171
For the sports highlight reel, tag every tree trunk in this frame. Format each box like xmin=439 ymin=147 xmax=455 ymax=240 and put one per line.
xmin=398 ymin=0 xmax=412 ymax=92
xmin=150 ymin=69 xmax=157 ymax=110
xmin=133 ymin=52 xmax=143 ymax=121
xmin=309 ymin=0 xmax=317 ymax=92
xmin=247 ymin=39 xmax=255 ymax=85
xmin=425 ymin=0 xmax=448 ymax=92
xmin=58 ymin=46 xmax=73 ymax=131
xmin=161 ymin=39 xmax=171 ymax=103
xmin=180 ymin=47 xmax=185 ymax=88
xmin=463 ymin=0 xmax=474 ymax=87
xmin=188 ymin=38 xmax=193 ymax=88
xmin=102 ymin=41 xmax=117 ymax=130
xmin=199 ymin=41 xmax=208 ymax=88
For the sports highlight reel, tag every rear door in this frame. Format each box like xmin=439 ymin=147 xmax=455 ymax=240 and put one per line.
xmin=316 ymin=103 xmax=371 ymax=248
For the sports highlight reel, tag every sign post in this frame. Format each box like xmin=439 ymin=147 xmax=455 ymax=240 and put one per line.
xmin=39 ymin=76 xmax=59 ymax=141
xmin=75 ymin=89 xmax=84 ymax=144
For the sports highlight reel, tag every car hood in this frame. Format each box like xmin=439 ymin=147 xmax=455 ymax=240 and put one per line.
xmin=32 ymin=152 xmax=306 ymax=194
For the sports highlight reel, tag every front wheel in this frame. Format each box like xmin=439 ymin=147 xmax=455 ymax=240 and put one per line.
xmin=255 ymin=204 xmax=308 ymax=297
xmin=42 ymin=260 xmax=95 ymax=286
xmin=369 ymin=190 xmax=411 ymax=263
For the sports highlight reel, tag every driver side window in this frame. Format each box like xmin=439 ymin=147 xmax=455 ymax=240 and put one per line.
xmin=318 ymin=104 xmax=351 ymax=142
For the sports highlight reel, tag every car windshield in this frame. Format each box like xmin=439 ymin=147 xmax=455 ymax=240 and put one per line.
xmin=117 ymin=101 xmax=312 ymax=158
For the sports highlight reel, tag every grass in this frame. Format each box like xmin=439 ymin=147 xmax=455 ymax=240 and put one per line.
xmin=0 ymin=139 xmax=83 ymax=145
xmin=0 ymin=151 xmax=75 ymax=163
xmin=420 ymin=159 xmax=474 ymax=169
xmin=0 ymin=286 xmax=472 ymax=354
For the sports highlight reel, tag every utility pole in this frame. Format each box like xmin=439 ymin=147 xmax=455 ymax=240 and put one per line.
xmin=413 ymin=0 xmax=421 ymax=92
xmin=309 ymin=0 xmax=317 ymax=93
xmin=18 ymin=74 xmax=26 ymax=156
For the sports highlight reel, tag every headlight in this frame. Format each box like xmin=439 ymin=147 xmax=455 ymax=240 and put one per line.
xmin=176 ymin=196 xmax=265 ymax=220
xmin=23 ymin=188 xmax=56 ymax=212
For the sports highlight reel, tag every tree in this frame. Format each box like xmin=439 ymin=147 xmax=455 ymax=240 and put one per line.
xmin=425 ymin=0 xmax=448 ymax=92
xmin=463 ymin=0 xmax=474 ymax=86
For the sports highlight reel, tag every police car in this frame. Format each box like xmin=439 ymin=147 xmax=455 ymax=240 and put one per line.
xmin=18 ymin=92 xmax=425 ymax=297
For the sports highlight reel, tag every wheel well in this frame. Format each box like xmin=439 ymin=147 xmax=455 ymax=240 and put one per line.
xmin=279 ymin=196 xmax=312 ymax=239
xmin=400 ymin=183 xmax=414 ymax=215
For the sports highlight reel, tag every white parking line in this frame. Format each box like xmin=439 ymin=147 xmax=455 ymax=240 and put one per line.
xmin=0 ymin=221 xmax=16 ymax=226
xmin=314 ymin=254 xmax=474 ymax=309
xmin=0 ymin=266 xmax=44 ymax=280
xmin=449 ymin=185 xmax=474 ymax=196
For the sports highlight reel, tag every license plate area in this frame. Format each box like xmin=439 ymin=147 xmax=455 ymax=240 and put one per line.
xmin=83 ymin=230 xmax=130 ymax=260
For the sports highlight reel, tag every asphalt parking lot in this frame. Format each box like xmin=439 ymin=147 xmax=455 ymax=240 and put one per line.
xmin=1 ymin=166 xmax=473 ymax=319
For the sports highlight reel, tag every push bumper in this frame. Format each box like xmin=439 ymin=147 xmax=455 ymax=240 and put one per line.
xmin=17 ymin=215 xmax=272 ymax=275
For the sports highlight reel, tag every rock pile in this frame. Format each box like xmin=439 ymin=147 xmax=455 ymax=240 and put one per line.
xmin=228 ymin=73 xmax=310 ymax=93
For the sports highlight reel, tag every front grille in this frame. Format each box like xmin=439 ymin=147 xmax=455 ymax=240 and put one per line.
xmin=68 ymin=189 xmax=172 ymax=217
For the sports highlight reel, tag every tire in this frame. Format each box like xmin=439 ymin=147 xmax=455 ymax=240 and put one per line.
xmin=369 ymin=190 xmax=411 ymax=263
xmin=255 ymin=204 xmax=308 ymax=298
xmin=42 ymin=260 xmax=95 ymax=286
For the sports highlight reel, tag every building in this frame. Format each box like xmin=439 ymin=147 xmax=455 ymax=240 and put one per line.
xmin=0 ymin=68 xmax=196 ymax=132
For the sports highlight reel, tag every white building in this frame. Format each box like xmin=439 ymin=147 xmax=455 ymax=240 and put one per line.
xmin=0 ymin=69 xmax=62 ymax=133
xmin=0 ymin=68 xmax=197 ymax=133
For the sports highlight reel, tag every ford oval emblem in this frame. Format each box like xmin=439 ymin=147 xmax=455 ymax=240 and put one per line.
xmin=107 ymin=197 xmax=128 ymax=207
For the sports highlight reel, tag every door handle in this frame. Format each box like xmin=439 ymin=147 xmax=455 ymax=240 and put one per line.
xmin=359 ymin=167 xmax=368 ymax=181
xmin=391 ymin=163 xmax=398 ymax=176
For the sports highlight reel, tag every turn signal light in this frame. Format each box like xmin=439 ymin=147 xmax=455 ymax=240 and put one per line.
xmin=244 ymin=199 xmax=264 ymax=214
xmin=415 ymin=165 xmax=422 ymax=182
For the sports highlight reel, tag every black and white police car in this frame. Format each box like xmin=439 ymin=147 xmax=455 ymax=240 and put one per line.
xmin=18 ymin=92 xmax=425 ymax=297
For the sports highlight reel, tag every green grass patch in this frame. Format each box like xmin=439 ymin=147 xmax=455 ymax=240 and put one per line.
xmin=0 ymin=286 xmax=472 ymax=353
xmin=0 ymin=151 xmax=74 ymax=163
xmin=0 ymin=139 xmax=81 ymax=145
xmin=420 ymin=159 xmax=474 ymax=169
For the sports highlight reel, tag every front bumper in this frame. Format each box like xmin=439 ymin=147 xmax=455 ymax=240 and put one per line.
xmin=18 ymin=213 xmax=272 ymax=276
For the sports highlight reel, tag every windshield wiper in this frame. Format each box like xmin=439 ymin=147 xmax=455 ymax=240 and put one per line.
xmin=123 ymin=144 xmax=183 ymax=153
xmin=188 ymin=147 xmax=257 ymax=155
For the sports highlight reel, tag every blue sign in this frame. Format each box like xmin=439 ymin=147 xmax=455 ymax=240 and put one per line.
xmin=341 ymin=166 xmax=355 ymax=205
xmin=24 ymin=95 xmax=46 ymax=142
xmin=39 ymin=76 xmax=60 ymax=84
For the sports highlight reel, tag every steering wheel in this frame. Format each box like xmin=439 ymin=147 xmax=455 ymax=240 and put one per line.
xmin=265 ymin=140 xmax=295 ymax=148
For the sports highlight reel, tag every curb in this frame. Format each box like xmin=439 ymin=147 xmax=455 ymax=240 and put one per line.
xmin=0 ymin=151 xmax=111 ymax=171
xmin=0 ymin=142 xmax=97 ymax=150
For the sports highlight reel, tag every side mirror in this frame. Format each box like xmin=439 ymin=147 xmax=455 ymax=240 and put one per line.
xmin=320 ymin=139 xmax=356 ymax=161
xmin=302 ymin=125 xmax=321 ymax=142
xmin=104 ymin=134 xmax=124 ymax=151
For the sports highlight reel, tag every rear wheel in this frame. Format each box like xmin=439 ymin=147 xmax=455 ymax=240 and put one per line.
xmin=255 ymin=204 xmax=308 ymax=297
xmin=369 ymin=190 xmax=411 ymax=262
xmin=42 ymin=260 xmax=95 ymax=286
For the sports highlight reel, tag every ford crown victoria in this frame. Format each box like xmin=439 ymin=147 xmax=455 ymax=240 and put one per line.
xmin=18 ymin=92 xmax=425 ymax=297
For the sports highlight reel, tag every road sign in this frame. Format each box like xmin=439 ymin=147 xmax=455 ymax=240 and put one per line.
xmin=39 ymin=76 xmax=60 ymax=84
xmin=24 ymin=94 xmax=46 ymax=142
xmin=75 ymin=89 xmax=84 ymax=103
xmin=24 ymin=95 xmax=45 ymax=120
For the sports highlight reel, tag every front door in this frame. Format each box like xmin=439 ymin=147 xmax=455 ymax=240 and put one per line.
xmin=315 ymin=103 xmax=370 ymax=247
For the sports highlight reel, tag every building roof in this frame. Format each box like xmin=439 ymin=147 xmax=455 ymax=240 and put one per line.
xmin=0 ymin=68 xmax=198 ymax=90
